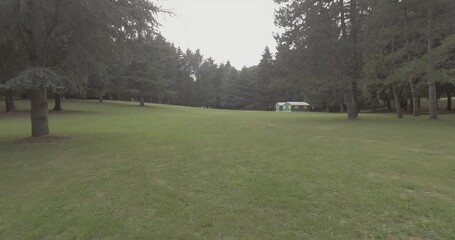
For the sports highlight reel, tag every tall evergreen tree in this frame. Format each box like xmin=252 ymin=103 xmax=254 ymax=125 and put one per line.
xmin=256 ymin=47 xmax=274 ymax=110
xmin=194 ymin=58 xmax=219 ymax=107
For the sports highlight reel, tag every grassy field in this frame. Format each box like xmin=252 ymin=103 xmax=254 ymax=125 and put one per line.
xmin=1 ymin=100 xmax=455 ymax=239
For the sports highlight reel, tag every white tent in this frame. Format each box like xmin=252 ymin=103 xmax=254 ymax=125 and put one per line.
xmin=276 ymin=102 xmax=310 ymax=112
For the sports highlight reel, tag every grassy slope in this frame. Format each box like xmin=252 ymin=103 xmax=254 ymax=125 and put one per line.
xmin=1 ymin=100 xmax=454 ymax=239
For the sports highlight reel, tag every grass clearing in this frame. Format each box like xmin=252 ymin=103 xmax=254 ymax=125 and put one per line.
xmin=1 ymin=100 xmax=455 ymax=239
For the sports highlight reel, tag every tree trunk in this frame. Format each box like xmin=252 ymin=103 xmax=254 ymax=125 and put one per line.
xmin=428 ymin=83 xmax=438 ymax=118
xmin=5 ymin=89 xmax=16 ymax=113
xmin=340 ymin=103 xmax=345 ymax=113
xmin=27 ymin=1 xmax=49 ymax=137
xmin=349 ymin=0 xmax=360 ymax=117
xmin=392 ymin=85 xmax=403 ymax=118
xmin=447 ymin=92 xmax=452 ymax=111
xmin=386 ymin=99 xmax=392 ymax=112
xmin=409 ymin=80 xmax=420 ymax=116
xmin=98 ymin=94 xmax=104 ymax=103
xmin=427 ymin=0 xmax=438 ymax=119
xmin=411 ymin=99 xmax=414 ymax=112
xmin=344 ymin=90 xmax=357 ymax=119
xmin=340 ymin=0 xmax=356 ymax=120
xmin=19 ymin=0 xmax=53 ymax=137
xmin=30 ymin=87 xmax=50 ymax=137
xmin=139 ymin=95 xmax=145 ymax=107
xmin=352 ymin=81 xmax=359 ymax=116
xmin=53 ymin=93 xmax=63 ymax=111
xmin=402 ymin=98 xmax=408 ymax=112
xmin=404 ymin=3 xmax=421 ymax=117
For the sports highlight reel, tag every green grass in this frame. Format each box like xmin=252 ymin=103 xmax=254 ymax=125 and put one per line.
xmin=1 ymin=100 xmax=455 ymax=239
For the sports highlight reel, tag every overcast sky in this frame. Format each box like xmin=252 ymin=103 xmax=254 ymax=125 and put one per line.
xmin=158 ymin=0 xmax=279 ymax=69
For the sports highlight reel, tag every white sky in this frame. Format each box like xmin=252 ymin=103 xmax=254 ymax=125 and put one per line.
xmin=157 ymin=0 xmax=279 ymax=69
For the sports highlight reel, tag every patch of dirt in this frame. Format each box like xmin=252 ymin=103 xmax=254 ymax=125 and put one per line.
xmin=11 ymin=135 xmax=72 ymax=145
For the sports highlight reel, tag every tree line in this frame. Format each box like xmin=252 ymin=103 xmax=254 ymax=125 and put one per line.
xmin=1 ymin=0 xmax=455 ymax=138
xmin=272 ymin=0 xmax=455 ymax=119
xmin=0 ymin=0 xmax=291 ymax=138
xmin=165 ymin=0 xmax=455 ymax=117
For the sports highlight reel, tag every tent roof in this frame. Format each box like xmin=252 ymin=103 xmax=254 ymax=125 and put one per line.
xmin=276 ymin=102 xmax=287 ymax=106
xmin=287 ymin=102 xmax=310 ymax=106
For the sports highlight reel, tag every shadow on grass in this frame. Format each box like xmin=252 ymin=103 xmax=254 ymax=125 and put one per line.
xmin=9 ymin=135 xmax=73 ymax=145
xmin=0 ymin=109 xmax=99 ymax=119
xmin=438 ymin=110 xmax=455 ymax=115
xmin=94 ymin=100 xmax=178 ymax=111
xmin=49 ymin=109 xmax=99 ymax=115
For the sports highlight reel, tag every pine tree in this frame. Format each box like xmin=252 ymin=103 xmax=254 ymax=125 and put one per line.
xmin=256 ymin=47 xmax=274 ymax=110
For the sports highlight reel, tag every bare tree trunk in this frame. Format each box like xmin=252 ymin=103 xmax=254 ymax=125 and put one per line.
xmin=98 ymin=94 xmax=104 ymax=103
xmin=392 ymin=85 xmax=403 ymax=118
xmin=53 ymin=93 xmax=62 ymax=111
xmin=5 ymin=89 xmax=16 ymax=113
xmin=30 ymin=87 xmax=50 ymax=137
xmin=427 ymin=0 xmax=438 ymax=119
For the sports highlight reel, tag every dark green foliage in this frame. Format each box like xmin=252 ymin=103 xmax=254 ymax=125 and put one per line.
xmin=272 ymin=0 xmax=455 ymax=117
xmin=6 ymin=67 xmax=64 ymax=91
xmin=255 ymin=47 xmax=275 ymax=109
xmin=0 ymin=0 xmax=162 ymax=135
xmin=194 ymin=58 xmax=219 ymax=107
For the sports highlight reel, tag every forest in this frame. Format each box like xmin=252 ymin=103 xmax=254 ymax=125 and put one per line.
xmin=1 ymin=0 xmax=455 ymax=137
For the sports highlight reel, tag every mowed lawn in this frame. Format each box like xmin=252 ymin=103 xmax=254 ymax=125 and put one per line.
xmin=1 ymin=100 xmax=454 ymax=239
